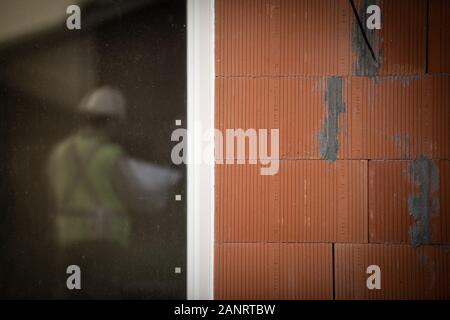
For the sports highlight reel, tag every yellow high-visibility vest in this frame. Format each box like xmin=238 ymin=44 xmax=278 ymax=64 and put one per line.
xmin=47 ymin=128 xmax=130 ymax=247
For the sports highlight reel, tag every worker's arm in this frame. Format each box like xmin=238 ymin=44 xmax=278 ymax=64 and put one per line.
xmin=112 ymin=156 xmax=182 ymax=213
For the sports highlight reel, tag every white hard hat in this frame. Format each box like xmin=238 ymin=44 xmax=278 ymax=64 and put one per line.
xmin=78 ymin=86 xmax=126 ymax=120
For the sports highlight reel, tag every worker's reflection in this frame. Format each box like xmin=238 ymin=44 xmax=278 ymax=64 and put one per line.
xmin=47 ymin=86 xmax=180 ymax=298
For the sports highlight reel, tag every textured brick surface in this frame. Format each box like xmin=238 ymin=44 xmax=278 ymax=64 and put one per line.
xmin=344 ymin=76 xmax=450 ymax=160
xmin=216 ymin=161 xmax=368 ymax=243
xmin=429 ymin=0 xmax=450 ymax=74
xmin=214 ymin=0 xmax=450 ymax=300
xmin=335 ymin=244 xmax=450 ymax=299
xmin=279 ymin=160 xmax=368 ymax=243
xmin=216 ymin=0 xmax=427 ymax=76
xmin=351 ymin=0 xmax=426 ymax=76
xmin=368 ymin=160 xmax=450 ymax=245
xmin=215 ymin=243 xmax=333 ymax=299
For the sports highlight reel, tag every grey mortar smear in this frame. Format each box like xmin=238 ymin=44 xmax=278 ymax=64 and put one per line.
xmin=319 ymin=76 xmax=345 ymax=162
xmin=392 ymin=133 xmax=411 ymax=159
xmin=352 ymin=0 xmax=380 ymax=76
xmin=408 ymin=156 xmax=440 ymax=247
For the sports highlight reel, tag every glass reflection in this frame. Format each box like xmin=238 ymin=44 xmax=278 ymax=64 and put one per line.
xmin=0 ymin=0 xmax=186 ymax=299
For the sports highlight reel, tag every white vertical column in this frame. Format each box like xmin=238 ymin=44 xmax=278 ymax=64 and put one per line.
xmin=187 ymin=0 xmax=215 ymax=300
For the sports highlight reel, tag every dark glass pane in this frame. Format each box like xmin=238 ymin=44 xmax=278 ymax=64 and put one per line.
xmin=0 ymin=0 xmax=186 ymax=299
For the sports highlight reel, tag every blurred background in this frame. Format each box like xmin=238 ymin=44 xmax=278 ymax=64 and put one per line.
xmin=0 ymin=0 xmax=186 ymax=299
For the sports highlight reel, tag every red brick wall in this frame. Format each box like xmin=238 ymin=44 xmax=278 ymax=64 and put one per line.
xmin=214 ymin=0 xmax=450 ymax=299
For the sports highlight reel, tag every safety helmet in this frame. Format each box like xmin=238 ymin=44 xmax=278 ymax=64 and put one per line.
xmin=78 ymin=86 xmax=126 ymax=120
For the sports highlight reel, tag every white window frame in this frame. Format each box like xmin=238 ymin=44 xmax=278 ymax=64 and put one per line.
xmin=187 ymin=0 xmax=215 ymax=300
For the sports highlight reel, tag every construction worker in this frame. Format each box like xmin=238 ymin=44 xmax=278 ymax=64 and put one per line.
xmin=47 ymin=86 xmax=180 ymax=298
